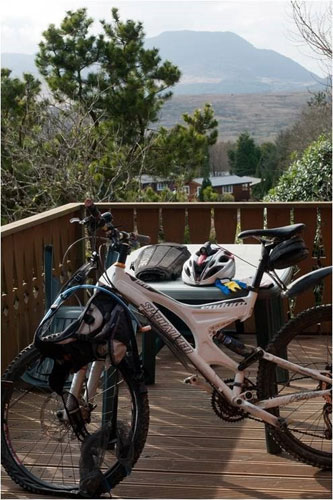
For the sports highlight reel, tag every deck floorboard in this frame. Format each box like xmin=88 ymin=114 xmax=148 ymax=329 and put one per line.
xmin=2 ymin=335 xmax=331 ymax=499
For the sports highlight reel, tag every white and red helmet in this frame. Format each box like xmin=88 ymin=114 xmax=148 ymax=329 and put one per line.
xmin=182 ymin=242 xmax=235 ymax=286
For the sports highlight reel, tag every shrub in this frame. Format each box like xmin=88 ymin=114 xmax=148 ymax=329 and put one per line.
xmin=265 ymin=136 xmax=332 ymax=201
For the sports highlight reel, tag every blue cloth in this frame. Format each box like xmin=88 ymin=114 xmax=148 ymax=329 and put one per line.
xmin=215 ymin=279 xmax=247 ymax=294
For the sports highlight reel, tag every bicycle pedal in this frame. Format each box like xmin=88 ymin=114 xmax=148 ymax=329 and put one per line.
xmin=238 ymin=348 xmax=264 ymax=371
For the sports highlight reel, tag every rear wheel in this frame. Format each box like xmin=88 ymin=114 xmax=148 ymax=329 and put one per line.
xmin=257 ymin=304 xmax=332 ymax=469
xmin=2 ymin=344 xmax=149 ymax=497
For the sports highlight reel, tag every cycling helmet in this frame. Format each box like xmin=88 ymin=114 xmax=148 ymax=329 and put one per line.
xmin=182 ymin=242 xmax=235 ymax=286
xmin=269 ymin=235 xmax=309 ymax=270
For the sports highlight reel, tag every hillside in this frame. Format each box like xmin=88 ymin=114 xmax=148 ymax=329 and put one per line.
xmin=145 ymin=31 xmax=324 ymax=94
xmin=157 ymin=91 xmax=310 ymax=142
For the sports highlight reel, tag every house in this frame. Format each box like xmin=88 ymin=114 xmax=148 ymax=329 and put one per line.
xmin=139 ymin=174 xmax=261 ymax=201
xmin=139 ymin=175 xmax=200 ymax=200
xmin=193 ymin=175 xmax=261 ymax=201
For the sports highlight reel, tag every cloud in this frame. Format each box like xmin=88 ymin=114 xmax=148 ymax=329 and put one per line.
xmin=1 ymin=0 xmax=329 ymax=76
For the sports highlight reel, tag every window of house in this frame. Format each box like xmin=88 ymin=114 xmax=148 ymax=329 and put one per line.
xmin=183 ymin=185 xmax=190 ymax=194
xmin=156 ymin=182 xmax=165 ymax=191
xmin=242 ymin=183 xmax=249 ymax=190
xmin=196 ymin=186 xmax=201 ymax=196
xmin=222 ymin=185 xmax=232 ymax=193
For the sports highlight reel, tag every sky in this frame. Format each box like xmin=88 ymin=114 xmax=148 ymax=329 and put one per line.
xmin=1 ymin=0 xmax=330 ymax=77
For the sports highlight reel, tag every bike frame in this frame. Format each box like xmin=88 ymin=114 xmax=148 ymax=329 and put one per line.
xmin=68 ymin=242 xmax=331 ymax=430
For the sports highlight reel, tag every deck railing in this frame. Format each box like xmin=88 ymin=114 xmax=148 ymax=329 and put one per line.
xmin=1 ymin=201 xmax=331 ymax=370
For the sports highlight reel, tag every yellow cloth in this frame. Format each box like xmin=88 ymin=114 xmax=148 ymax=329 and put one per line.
xmin=223 ymin=281 xmax=242 ymax=292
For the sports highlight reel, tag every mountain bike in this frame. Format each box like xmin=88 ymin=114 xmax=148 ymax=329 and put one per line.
xmin=2 ymin=200 xmax=332 ymax=498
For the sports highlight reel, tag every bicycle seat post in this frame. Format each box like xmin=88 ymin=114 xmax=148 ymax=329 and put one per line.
xmin=250 ymin=240 xmax=271 ymax=290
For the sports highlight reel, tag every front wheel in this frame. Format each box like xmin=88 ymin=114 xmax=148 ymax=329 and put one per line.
xmin=2 ymin=344 xmax=149 ymax=497
xmin=257 ymin=304 xmax=332 ymax=469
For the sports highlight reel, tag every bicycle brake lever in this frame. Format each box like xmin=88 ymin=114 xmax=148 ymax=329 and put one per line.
xmin=70 ymin=217 xmax=88 ymax=225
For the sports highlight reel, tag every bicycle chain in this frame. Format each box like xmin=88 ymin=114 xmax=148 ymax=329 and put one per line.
xmin=212 ymin=379 xmax=331 ymax=440
xmin=247 ymin=408 xmax=330 ymax=440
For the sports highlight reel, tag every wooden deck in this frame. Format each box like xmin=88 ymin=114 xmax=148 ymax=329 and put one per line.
xmin=2 ymin=335 xmax=332 ymax=499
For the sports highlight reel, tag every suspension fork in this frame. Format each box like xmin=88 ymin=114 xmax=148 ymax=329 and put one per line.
xmin=68 ymin=361 xmax=105 ymax=403
xmin=68 ymin=360 xmax=119 ymax=440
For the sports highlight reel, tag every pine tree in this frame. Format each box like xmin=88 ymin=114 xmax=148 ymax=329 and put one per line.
xmin=228 ymin=132 xmax=261 ymax=176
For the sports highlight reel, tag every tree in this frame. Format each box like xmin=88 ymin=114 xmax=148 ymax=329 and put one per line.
xmin=36 ymin=8 xmax=181 ymax=145
xmin=198 ymin=176 xmax=212 ymax=201
xmin=228 ymin=132 xmax=261 ymax=176
xmin=33 ymin=7 xmax=183 ymax=203
xmin=209 ymin=141 xmax=234 ymax=175
xmin=147 ymin=104 xmax=218 ymax=181
xmin=270 ymin=91 xmax=332 ymax=183
xmin=290 ymin=0 xmax=332 ymax=83
xmin=1 ymin=69 xmax=132 ymax=221
xmin=1 ymin=69 xmax=43 ymax=149
xmin=2 ymin=13 xmax=220 ymax=221
xmin=1 ymin=69 xmax=47 ymax=221
xmin=265 ymin=135 xmax=331 ymax=202
xmin=253 ymin=142 xmax=279 ymax=199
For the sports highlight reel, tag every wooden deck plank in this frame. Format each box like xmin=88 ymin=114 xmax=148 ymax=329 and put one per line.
xmin=2 ymin=335 xmax=331 ymax=499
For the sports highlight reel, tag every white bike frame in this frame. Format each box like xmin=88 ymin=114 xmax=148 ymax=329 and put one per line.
xmin=83 ymin=261 xmax=331 ymax=429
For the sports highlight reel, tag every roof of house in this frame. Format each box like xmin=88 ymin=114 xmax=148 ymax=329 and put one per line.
xmin=139 ymin=175 xmax=201 ymax=186
xmin=193 ymin=175 xmax=261 ymax=187
xmin=139 ymin=175 xmax=168 ymax=184
xmin=139 ymin=174 xmax=261 ymax=187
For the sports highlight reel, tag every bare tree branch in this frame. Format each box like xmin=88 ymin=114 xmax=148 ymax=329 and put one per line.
xmin=290 ymin=1 xmax=332 ymax=60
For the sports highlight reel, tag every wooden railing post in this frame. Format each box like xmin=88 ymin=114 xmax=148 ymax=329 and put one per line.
xmin=214 ymin=205 xmax=238 ymax=243
xmin=187 ymin=206 xmax=212 ymax=243
xmin=161 ymin=207 xmax=186 ymax=243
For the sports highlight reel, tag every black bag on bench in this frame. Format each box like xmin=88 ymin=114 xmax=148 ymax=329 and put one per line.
xmin=131 ymin=243 xmax=191 ymax=282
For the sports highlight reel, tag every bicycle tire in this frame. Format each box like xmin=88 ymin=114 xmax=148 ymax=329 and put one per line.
xmin=257 ymin=304 xmax=332 ymax=469
xmin=2 ymin=344 xmax=149 ymax=497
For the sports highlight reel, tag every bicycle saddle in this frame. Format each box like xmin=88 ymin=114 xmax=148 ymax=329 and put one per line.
xmin=238 ymin=223 xmax=305 ymax=241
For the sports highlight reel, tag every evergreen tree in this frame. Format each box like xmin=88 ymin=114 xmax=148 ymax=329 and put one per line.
xmin=198 ymin=176 xmax=212 ymax=201
xmin=148 ymin=104 xmax=218 ymax=181
xmin=253 ymin=142 xmax=279 ymax=199
xmin=36 ymin=8 xmax=181 ymax=145
xmin=228 ymin=132 xmax=261 ymax=176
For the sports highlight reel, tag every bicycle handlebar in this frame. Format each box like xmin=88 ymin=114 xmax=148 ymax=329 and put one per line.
xmin=129 ymin=232 xmax=151 ymax=246
xmin=84 ymin=198 xmax=102 ymax=220
xmin=72 ymin=199 xmax=151 ymax=247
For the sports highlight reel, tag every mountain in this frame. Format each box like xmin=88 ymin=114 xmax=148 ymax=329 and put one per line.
xmin=1 ymin=32 xmax=321 ymax=141
xmin=2 ymin=31 xmax=324 ymax=95
xmin=144 ymin=31 xmax=324 ymax=94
